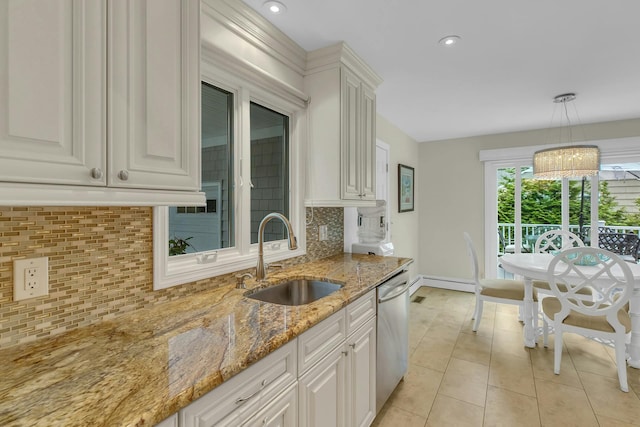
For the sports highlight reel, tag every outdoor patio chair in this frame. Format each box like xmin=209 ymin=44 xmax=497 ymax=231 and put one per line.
xmin=598 ymin=232 xmax=640 ymax=263
xmin=465 ymin=232 xmax=537 ymax=332
xmin=498 ymin=229 xmax=531 ymax=254
xmin=542 ymin=247 xmax=634 ymax=392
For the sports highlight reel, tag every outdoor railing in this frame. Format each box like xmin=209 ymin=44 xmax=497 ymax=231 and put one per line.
xmin=498 ymin=223 xmax=640 ymax=248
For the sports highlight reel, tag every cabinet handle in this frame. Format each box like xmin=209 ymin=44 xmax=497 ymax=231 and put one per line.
xmin=342 ymin=350 xmax=349 ymax=356
xmin=349 ymin=343 xmax=356 ymax=349
xmin=90 ymin=168 xmax=103 ymax=180
xmin=235 ymin=379 xmax=267 ymax=405
xmin=118 ymin=170 xmax=129 ymax=181
xmin=262 ymin=416 xmax=268 ymax=425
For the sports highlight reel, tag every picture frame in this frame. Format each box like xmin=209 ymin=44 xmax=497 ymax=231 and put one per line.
xmin=398 ymin=164 xmax=415 ymax=213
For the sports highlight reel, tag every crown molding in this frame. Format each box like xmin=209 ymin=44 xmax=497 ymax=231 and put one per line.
xmin=305 ymin=42 xmax=383 ymax=89
xmin=201 ymin=0 xmax=306 ymax=76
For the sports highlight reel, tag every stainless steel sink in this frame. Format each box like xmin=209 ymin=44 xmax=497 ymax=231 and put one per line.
xmin=245 ymin=279 xmax=342 ymax=306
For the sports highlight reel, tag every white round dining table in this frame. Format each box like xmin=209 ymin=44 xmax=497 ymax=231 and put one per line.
xmin=499 ymin=252 xmax=640 ymax=368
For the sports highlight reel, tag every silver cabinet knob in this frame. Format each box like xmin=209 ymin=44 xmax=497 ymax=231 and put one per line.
xmin=118 ymin=170 xmax=129 ymax=181
xmin=90 ymin=168 xmax=103 ymax=179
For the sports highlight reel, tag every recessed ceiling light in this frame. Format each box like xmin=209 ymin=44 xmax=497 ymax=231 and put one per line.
xmin=438 ymin=35 xmax=461 ymax=46
xmin=263 ymin=1 xmax=287 ymax=14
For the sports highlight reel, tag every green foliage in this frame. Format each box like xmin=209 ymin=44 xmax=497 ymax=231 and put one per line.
xmin=497 ymin=169 xmax=634 ymax=226
xmin=169 ymin=236 xmax=194 ymax=256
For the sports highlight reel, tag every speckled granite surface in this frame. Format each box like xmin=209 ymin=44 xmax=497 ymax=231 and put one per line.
xmin=0 ymin=254 xmax=412 ymax=427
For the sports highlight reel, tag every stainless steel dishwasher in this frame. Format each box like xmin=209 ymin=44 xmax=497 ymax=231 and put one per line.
xmin=376 ymin=269 xmax=411 ymax=413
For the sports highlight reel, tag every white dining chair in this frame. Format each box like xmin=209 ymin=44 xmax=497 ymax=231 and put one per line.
xmin=542 ymin=247 xmax=634 ymax=392
xmin=464 ymin=232 xmax=537 ymax=332
xmin=534 ymin=229 xmax=584 ymax=253
xmin=532 ymin=230 xmax=592 ymax=299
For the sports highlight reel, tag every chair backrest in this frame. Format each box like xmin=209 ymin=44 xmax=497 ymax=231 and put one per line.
xmin=463 ymin=232 xmax=480 ymax=285
xmin=598 ymin=232 xmax=640 ymax=261
xmin=547 ymin=247 xmax=635 ymax=329
xmin=535 ymin=230 xmax=584 ymax=253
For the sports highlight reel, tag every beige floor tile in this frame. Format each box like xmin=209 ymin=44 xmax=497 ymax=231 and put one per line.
xmin=491 ymin=329 xmax=531 ymax=360
xmin=411 ymin=336 xmax=455 ymax=372
xmin=451 ymin=332 xmax=492 ymax=366
xmin=535 ymin=377 xmax=598 ymax=427
xmin=529 ymin=343 xmax=582 ymax=388
xmin=404 ymin=287 xmax=640 ymax=426
xmin=409 ymin=322 xmax=430 ymax=352
xmin=371 ymin=406 xmax=427 ymax=427
xmin=422 ymin=323 xmax=463 ymax=345
xmin=460 ymin=306 xmax=495 ymax=338
xmin=484 ymin=385 xmax=540 ymax=427
xmin=493 ymin=308 xmax=525 ymax=334
xmin=565 ymin=337 xmax=619 ymax=379
xmin=439 ymin=358 xmax=489 ymax=407
xmin=384 ymin=363 xmax=443 ymax=418
xmin=488 ymin=352 xmax=536 ymax=397
xmin=426 ymin=395 xmax=484 ymax=427
xmin=579 ymin=370 xmax=640 ymax=424
xmin=596 ymin=414 xmax=639 ymax=426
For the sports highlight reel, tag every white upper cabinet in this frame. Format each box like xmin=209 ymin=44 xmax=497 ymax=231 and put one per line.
xmin=0 ymin=0 xmax=203 ymax=206
xmin=0 ymin=0 xmax=106 ymax=186
xmin=304 ymin=42 xmax=381 ymax=207
xmin=108 ymin=0 xmax=200 ymax=191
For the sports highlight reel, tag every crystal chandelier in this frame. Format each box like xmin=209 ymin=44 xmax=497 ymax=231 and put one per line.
xmin=533 ymin=93 xmax=600 ymax=179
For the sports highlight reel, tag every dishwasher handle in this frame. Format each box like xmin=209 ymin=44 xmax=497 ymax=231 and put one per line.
xmin=378 ymin=281 xmax=411 ymax=303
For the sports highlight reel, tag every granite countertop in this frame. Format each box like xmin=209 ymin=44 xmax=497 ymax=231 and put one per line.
xmin=0 ymin=253 xmax=412 ymax=426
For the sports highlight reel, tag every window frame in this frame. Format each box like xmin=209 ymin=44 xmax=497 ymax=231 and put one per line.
xmin=153 ymin=60 xmax=306 ymax=290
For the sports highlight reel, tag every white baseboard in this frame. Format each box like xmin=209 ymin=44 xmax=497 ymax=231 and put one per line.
xmin=417 ymin=275 xmax=475 ymax=293
xmin=409 ymin=276 xmax=422 ymax=296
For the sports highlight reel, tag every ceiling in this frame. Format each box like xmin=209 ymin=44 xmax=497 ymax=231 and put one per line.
xmin=240 ymin=0 xmax=640 ymax=143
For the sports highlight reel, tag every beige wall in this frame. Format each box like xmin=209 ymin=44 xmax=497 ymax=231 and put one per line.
xmin=418 ymin=117 xmax=640 ymax=280
xmin=377 ymin=115 xmax=420 ymax=281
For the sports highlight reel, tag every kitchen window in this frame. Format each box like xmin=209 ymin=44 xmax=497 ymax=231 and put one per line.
xmin=153 ymin=62 xmax=306 ymax=290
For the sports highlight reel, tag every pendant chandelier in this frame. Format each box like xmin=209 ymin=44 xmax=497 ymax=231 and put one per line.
xmin=533 ymin=93 xmax=600 ymax=179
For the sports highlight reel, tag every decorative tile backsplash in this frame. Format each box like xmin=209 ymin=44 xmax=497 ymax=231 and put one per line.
xmin=0 ymin=206 xmax=343 ymax=348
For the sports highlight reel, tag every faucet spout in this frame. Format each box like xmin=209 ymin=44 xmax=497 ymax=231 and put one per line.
xmin=256 ymin=213 xmax=298 ymax=280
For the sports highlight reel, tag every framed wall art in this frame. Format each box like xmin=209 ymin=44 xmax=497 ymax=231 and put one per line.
xmin=398 ymin=164 xmax=414 ymax=213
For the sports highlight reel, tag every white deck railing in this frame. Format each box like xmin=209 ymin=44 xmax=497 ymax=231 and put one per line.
xmin=498 ymin=223 xmax=640 ymax=247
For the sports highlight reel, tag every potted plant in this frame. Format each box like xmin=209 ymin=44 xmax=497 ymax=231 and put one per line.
xmin=169 ymin=236 xmax=194 ymax=256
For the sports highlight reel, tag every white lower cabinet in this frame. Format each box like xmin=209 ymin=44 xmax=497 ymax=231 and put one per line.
xmin=298 ymin=341 xmax=348 ymax=426
xmin=175 ymin=292 xmax=377 ymax=427
xmin=346 ymin=317 xmax=376 ymax=427
xmin=298 ymin=291 xmax=377 ymax=427
xmin=242 ymin=382 xmax=298 ymax=427
xmin=179 ymin=340 xmax=297 ymax=427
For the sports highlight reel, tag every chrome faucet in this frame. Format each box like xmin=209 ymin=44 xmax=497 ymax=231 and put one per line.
xmin=256 ymin=213 xmax=298 ymax=280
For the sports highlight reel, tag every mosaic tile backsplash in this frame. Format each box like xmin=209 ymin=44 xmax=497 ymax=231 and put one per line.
xmin=0 ymin=206 xmax=343 ymax=348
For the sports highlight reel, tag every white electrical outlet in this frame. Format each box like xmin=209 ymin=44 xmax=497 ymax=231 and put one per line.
xmin=14 ymin=257 xmax=49 ymax=301
xmin=319 ymin=225 xmax=328 ymax=241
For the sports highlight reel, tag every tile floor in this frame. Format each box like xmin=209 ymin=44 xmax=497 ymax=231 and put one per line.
xmin=372 ymin=286 xmax=640 ymax=427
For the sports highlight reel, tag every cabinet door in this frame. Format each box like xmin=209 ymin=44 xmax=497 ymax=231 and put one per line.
xmin=108 ymin=0 xmax=200 ymax=191
xmin=0 ymin=0 xmax=106 ymax=186
xmin=360 ymin=85 xmax=376 ymax=201
xmin=242 ymin=383 xmax=298 ymax=427
xmin=298 ymin=344 xmax=347 ymax=427
xmin=341 ymin=68 xmax=361 ymax=200
xmin=347 ymin=317 xmax=377 ymax=427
